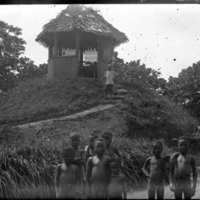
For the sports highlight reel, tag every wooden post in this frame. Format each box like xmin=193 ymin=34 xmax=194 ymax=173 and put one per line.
xmin=53 ymin=33 xmax=58 ymax=57
xmin=58 ymin=46 xmax=62 ymax=57
xmin=80 ymin=48 xmax=83 ymax=67
xmin=48 ymin=46 xmax=53 ymax=60
xmin=75 ymin=31 xmax=80 ymax=77
xmin=97 ymin=39 xmax=101 ymax=79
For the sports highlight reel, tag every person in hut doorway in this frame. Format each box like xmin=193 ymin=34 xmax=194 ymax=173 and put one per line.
xmin=103 ymin=64 xmax=118 ymax=101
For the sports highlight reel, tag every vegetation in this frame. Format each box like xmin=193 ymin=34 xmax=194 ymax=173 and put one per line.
xmin=0 ymin=125 xmax=174 ymax=198
xmin=165 ymin=61 xmax=200 ymax=119
xmin=0 ymin=77 xmax=103 ymax=125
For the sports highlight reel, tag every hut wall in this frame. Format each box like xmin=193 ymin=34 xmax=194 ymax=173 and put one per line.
xmin=47 ymin=56 xmax=79 ymax=80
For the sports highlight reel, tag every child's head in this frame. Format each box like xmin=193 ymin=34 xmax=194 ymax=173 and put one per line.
xmin=94 ymin=137 xmax=106 ymax=155
xmin=152 ymin=140 xmax=163 ymax=156
xmin=177 ymin=136 xmax=189 ymax=154
xmin=114 ymin=51 xmax=118 ymax=57
xmin=69 ymin=132 xmax=81 ymax=149
xmin=101 ymin=130 xmax=113 ymax=148
xmin=62 ymin=146 xmax=75 ymax=165
xmin=89 ymin=133 xmax=98 ymax=149
xmin=110 ymin=157 xmax=121 ymax=175
xmin=108 ymin=64 xmax=112 ymax=71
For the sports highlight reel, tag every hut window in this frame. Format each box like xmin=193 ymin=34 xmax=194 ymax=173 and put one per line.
xmin=62 ymin=48 xmax=76 ymax=56
xmin=83 ymin=50 xmax=97 ymax=62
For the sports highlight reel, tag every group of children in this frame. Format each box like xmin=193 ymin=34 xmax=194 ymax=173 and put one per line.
xmin=55 ymin=130 xmax=127 ymax=199
xmin=55 ymin=130 xmax=197 ymax=200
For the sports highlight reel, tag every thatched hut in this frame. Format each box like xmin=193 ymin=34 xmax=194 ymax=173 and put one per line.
xmin=36 ymin=5 xmax=128 ymax=80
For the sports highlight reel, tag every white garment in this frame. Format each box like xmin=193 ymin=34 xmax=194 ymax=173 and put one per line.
xmin=104 ymin=70 xmax=117 ymax=85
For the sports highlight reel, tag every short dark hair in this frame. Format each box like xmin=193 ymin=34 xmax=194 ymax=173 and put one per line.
xmin=110 ymin=157 xmax=121 ymax=167
xmin=94 ymin=137 xmax=106 ymax=146
xmin=69 ymin=132 xmax=80 ymax=140
xmin=89 ymin=133 xmax=98 ymax=140
xmin=102 ymin=130 xmax=113 ymax=138
xmin=62 ymin=146 xmax=75 ymax=157
xmin=178 ymin=136 xmax=189 ymax=144
xmin=152 ymin=140 xmax=163 ymax=148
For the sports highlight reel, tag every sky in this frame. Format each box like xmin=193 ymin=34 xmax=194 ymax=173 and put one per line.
xmin=0 ymin=4 xmax=200 ymax=80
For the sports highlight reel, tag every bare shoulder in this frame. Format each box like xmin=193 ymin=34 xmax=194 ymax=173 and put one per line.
xmin=189 ymin=156 xmax=196 ymax=164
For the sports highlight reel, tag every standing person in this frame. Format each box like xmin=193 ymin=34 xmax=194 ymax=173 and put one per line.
xmin=107 ymin=51 xmax=121 ymax=91
xmin=142 ymin=140 xmax=171 ymax=200
xmin=85 ymin=132 xmax=98 ymax=162
xmin=86 ymin=138 xmax=111 ymax=199
xmin=169 ymin=136 xmax=197 ymax=200
xmin=54 ymin=146 xmax=79 ymax=199
xmin=69 ymin=132 xmax=86 ymax=199
xmin=101 ymin=130 xmax=120 ymax=158
xmin=103 ymin=64 xmax=118 ymax=101
xmin=108 ymin=157 xmax=127 ymax=199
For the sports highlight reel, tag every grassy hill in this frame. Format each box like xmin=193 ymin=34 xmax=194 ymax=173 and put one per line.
xmin=0 ymin=77 xmax=199 ymax=198
xmin=0 ymin=77 xmax=103 ymax=125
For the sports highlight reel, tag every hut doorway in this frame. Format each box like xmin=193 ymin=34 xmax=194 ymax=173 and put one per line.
xmin=63 ymin=48 xmax=98 ymax=78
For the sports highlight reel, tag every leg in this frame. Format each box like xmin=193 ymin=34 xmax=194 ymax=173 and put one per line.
xmin=184 ymin=183 xmax=192 ymax=200
xmin=157 ymin=185 xmax=164 ymax=200
xmin=174 ymin=184 xmax=183 ymax=200
xmin=148 ymin=183 xmax=156 ymax=199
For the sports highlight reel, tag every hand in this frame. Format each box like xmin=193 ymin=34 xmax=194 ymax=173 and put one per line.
xmin=169 ymin=184 xmax=175 ymax=192
xmin=191 ymin=187 xmax=196 ymax=197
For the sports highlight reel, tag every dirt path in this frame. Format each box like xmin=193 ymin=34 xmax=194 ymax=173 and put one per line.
xmin=127 ymin=183 xmax=200 ymax=199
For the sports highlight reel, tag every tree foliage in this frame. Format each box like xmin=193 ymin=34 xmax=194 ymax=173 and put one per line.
xmin=165 ymin=61 xmax=200 ymax=118
xmin=118 ymin=59 xmax=166 ymax=91
xmin=0 ymin=21 xmax=47 ymax=91
xmin=0 ymin=21 xmax=27 ymax=90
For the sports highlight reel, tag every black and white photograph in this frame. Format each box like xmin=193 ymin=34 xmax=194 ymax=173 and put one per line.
xmin=0 ymin=3 xmax=200 ymax=199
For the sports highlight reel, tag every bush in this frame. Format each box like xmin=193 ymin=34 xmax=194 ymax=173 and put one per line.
xmin=121 ymin=85 xmax=197 ymax=143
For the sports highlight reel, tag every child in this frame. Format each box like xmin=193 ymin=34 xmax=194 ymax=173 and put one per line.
xmin=169 ymin=136 xmax=197 ymax=200
xmin=85 ymin=132 xmax=98 ymax=162
xmin=107 ymin=51 xmax=120 ymax=91
xmin=69 ymin=132 xmax=86 ymax=198
xmin=101 ymin=130 xmax=120 ymax=158
xmin=86 ymin=137 xmax=111 ymax=199
xmin=108 ymin=157 xmax=127 ymax=199
xmin=103 ymin=64 xmax=118 ymax=100
xmin=142 ymin=140 xmax=170 ymax=199
xmin=54 ymin=146 xmax=79 ymax=199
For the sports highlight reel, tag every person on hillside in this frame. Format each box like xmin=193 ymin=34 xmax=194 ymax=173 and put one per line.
xmin=85 ymin=132 xmax=98 ymax=162
xmin=169 ymin=136 xmax=197 ymax=200
xmin=69 ymin=132 xmax=86 ymax=199
xmin=108 ymin=157 xmax=127 ymax=199
xmin=107 ymin=51 xmax=121 ymax=91
xmin=54 ymin=146 xmax=79 ymax=199
xmin=142 ymin=140 xmax=171 ymax=200
xmin=101 ymin=130 xmax=120 ymax=159
xmin=103 ymin=64 xmax=118 ymax=101
xmin=86 ymin=137 xmax=111 ymax=199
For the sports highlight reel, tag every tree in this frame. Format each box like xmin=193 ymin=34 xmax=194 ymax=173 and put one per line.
xmin=0 ymin=21 xmax=26 ymax=91
xmin=118 ymin=59 xmax=167 ymax=91
xmin=165 ymin=61 xmax=200 ymax=118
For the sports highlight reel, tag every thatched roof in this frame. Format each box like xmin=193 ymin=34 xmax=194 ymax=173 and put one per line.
xmin=35 ymin=5 xmax=128 ymax=51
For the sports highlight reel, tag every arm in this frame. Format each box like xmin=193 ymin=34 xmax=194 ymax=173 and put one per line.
xmin=54 ymin=165 xmax=61 ymax=198
xmin=86 ymin=157 xmax=93 ymax=198
xmin=191 ymin=157 xmax=197 ymax=196
xmin=142 ymin=158 xmax=150 ymax=178
xmin=122 ymin=177 xmax=128 ymax=199
xmin=169 ymin=155 xmax=176 ymax=190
